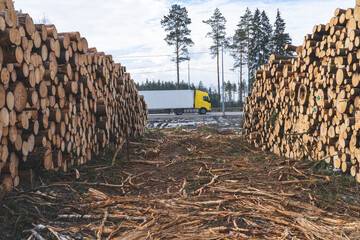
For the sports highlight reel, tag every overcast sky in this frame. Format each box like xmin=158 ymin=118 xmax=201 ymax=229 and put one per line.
xmin=15 ymin=0 xmax=355 ymax=90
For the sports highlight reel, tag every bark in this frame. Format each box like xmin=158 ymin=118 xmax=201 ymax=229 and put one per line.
xmin=176 ymin=39 xmax=180 ymax=90
xmin=239 ymin=50 xmax=243 ymax=108
xmin=216 ymin=41 xmax=220 ymax=108
xmin=247 ymin=30 xmax=251 ymax=93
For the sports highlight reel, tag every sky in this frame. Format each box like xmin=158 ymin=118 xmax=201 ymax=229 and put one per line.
xmin=14 ymin=0 xmax=355 ymax=91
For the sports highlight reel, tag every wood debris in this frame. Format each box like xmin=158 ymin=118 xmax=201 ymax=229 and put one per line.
xmin=2 ymin=128 xmax=360 ymax=239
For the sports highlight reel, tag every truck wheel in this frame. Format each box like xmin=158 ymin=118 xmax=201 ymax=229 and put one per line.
xmin=175 ymin=109 xmax=184 ymax=115
xmin=199 ymin=108 xmax=207 ymax=115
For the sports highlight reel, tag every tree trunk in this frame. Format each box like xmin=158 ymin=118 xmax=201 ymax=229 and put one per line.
xmin=229 ymin=89 xmax=232 ymax=104
xmin=239 ymin=50 xmax=243 ymax=108
xmin=216 ymin=42 xmax=220 ymax=108
xmin=247 ymin=30 xmax=251 ymax=93
xmin=176 ymin=38 xmax=180 ymax=90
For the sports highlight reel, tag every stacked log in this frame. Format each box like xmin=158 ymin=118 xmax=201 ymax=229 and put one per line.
xmin=0 ymin=2 xmax=148 ymax=192
xmin=244 ymin=1 xmax=360 ymax=182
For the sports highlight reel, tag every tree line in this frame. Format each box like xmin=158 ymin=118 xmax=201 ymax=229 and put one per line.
xmin=158 ymin=5 xmax=292 ymax=107
xmin=136 ymin=79 xmax=245 ymax=108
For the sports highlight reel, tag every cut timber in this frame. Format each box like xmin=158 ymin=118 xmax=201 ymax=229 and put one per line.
xmin=3 ymin=46 xmax=23 ymax=64
xmin=18 ymin=14 xmax=35 ymax=37
xmin=0 ymin=84 xmax=5 ymax=108
xmin=298 ymin=84 xmax=308 ymax=105
xmin=0 ymin=28 xmax=20 ymax=46
xmin=0 ymin=3 xmax=148 ymax=191
xmin=244 ymin=0 xmax=360 ymax=184
xmin=284 ymin=44 xmax=298 ymax=52
xmin=355 ymin=6 xmax=360 ymax=21
xmin=13 ymin=82 xmax=28 ymax=112
xmin=0 ymin=107 xmax=9 ymax=127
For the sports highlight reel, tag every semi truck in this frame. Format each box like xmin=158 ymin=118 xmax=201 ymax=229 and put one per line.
xmin=139 ymin=90 xmax=211 ymax=115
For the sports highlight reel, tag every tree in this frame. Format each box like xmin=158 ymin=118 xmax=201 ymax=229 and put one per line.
xmin=161 ymin=4 xmax=194 ymax=89
xmin=250 ymin=8 xmax=262 ymax=80
xmin=242 ymin=8 xmax=253 ymax=94
xmin=260 ymin=10 xmax=272 ymax=64
xmin=136 ymin=79 xmax=195 ymax=91
xmin=197 ymin=80 xmax=207 ymax=92
xmin=34 ymin=13 xmax=51 ymax=24
xmin=225 ymin=81 xmax=232 ymax=103
xmin=272 ymin=9 xmax=292 ymax=56
xmin=208 ymin=87 xmax=219 ymax=108
xmin=231 ymin=8 xmax=251 ymax=107
xmin=232 ymin=83 xmax=237 ymax=104
xmin=203 ymin=8 xmax=227 ymax=109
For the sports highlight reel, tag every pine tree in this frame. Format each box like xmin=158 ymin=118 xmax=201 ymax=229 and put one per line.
xmin=260 ymin=10 xmax=272 ymax=64
xmin=161 ymin=4 xmax=194 ymax=89
xmin=250 ymin=8 xmax=262 ymax=79
xmin=197 ymin=81 xmax=207 ymax=91
xmin=232 ymin=83 xmax=237 ymax=99
xmin=272 ymin=9 xmax=292 ymax=56
xmin=231 ymin=8 xmax=252 ymax=106
xmin=203 ymin=8 xmax=227 ymax=109
xmin=225 ymin=81 xmax=232 ymax=103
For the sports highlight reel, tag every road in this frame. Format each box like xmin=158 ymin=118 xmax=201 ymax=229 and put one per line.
xmin=147 ymin=111 xmax=244 ymax=131
xmin=148 ymin=111 xmax=244 ymax=119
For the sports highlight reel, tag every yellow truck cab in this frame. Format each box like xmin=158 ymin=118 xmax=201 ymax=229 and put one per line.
xmin=194 ymin=90 xmax=211 ymax=114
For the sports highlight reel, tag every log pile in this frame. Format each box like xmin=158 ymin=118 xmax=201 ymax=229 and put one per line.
xmin=244 ymin=1 xmax=360 ymax=182
xmin=0 ymin=1 xmax=148 ymax=192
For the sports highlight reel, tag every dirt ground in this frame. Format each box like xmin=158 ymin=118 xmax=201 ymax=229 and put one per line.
xmin=2 ymin=126 xmax=360 ymax=239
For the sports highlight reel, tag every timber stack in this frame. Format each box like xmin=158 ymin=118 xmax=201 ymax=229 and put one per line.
xmin=244 ymin=1 xmax=360 ymax=183
xmin=0 ymin=0 xmax=148 ymax=193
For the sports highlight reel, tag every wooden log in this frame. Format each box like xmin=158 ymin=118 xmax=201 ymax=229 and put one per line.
xmin=35 ymin=24 xmax=48 ymax=42
xmin=3 ymin=46 xmax=23 ymax=64
xmin=18 ymin=13 xmax=35 ymax=37
xmin=45 ymin=24 xmax=58 ymax=39
xmin=12 ymin=82 xmax=28 ymax=112
xmin=0 ymin=3 xmax=148 ymax=190
xmin=0 ymin=28 xmax=20 ymax=46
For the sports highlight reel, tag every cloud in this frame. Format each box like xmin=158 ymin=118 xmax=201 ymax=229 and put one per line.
xmin=15 ymin=0 xmax=355 ymax=89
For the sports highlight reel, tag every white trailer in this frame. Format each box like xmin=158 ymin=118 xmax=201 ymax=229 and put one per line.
xmin=139 ymin=90 xmax=211 ymax=115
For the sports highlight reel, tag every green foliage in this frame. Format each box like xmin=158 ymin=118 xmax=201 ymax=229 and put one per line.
xmin=197 ymin=80 xmax=207 ymax=92
xmin=272 ymin=9 xmax=292 ymax=56
xmin=161 ymin=4 xmax=194 ymax=88
xmin=185 ymin=179 xmax=209 ymax=191
xmin=161 ymin=4 xmax=193 ymax=58
xmin=135 ymin=79 xmax=195 ymax=91
xmin=250 ymin=8 xmax=262 ymax=76
xmin=203 ymin=8 xmax=228 ymax=107
xmin=225 ymin=80 xmax=237 ymax=103
xmin=231 ymin=7 xmax=292 ymax=95
xmin=229 ymin=8 xmax=250 ymax=107
xmin=260 ymin=10 xmax=273 ymax=64
xmin=203 ymin=8 xmax=228 ymax=57
xmin=197 ymin=126 xmax=220 ymax=134
xmin=231 ymin=7 xmax=251 ymax=67
xmin=0 ymin=202 xmax=35 ymax=239
xmin=239 ymin=118 xmax=245 ymax=128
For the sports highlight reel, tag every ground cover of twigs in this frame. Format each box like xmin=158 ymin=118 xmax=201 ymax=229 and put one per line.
xmin=2 ymin=126 xmax=360 ymax=239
